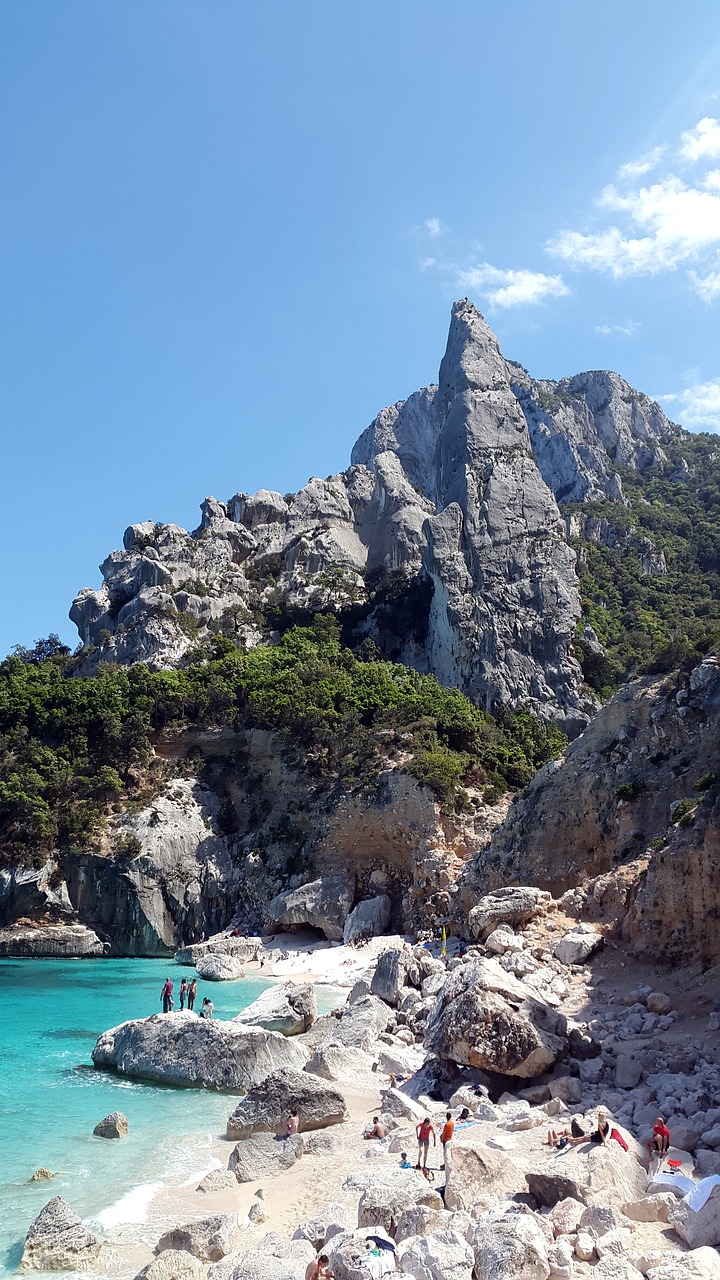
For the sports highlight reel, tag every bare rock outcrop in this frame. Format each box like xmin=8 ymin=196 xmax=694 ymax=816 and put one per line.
xmin=424 ymin=958 xmax=567 ymax=1078
xmin=91 ymin=1012 xmax=307 ymax=1089
xmin=20 ymin=1196 xmax=100 ymax=1272
xmin=268 ymin=876 xmax=355 ymax=942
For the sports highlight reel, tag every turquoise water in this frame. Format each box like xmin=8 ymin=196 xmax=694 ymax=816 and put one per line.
xmin=0 ymin=959 xmax=339 ymax=1276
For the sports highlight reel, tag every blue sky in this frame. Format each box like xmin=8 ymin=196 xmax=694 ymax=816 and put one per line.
xmin=2 ymin=1 xmax=720 ymax=656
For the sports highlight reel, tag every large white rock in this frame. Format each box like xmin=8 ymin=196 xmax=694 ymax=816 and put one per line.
xmin=646 ymin=1248 xmax=720 ymax=1278
xmin=670 ymin=1184 xmax=720 ymax=1249
xmin=469 ymin=1213 xmax=551 ymax=1280
xmin=304 ymin=1042 xmax=377 ymax=1085
xmin=398 ymin=1229 xmax=475 ymax=1280
xmin=467 ymin=887 xmax=552 ymax=941
xmin=326 ymin=1228 xmax=397 ymax=1280
xmin=135 ymin=1251 xmax=205 ymax=1280
xmin=195 ymin=954 xmax=246 ymax=981
xmin=233 ymin=981 xmax=317 ymax=1036
xmin=20 ymin=1197 xmax=100 ymax=1272
xmin=92 ymin=1013 xmax=308 ymax=1089
xmin=343 ymin=895 xmax=392 ymax=943
xmin=444 ymin=1142 xmax=523 ymax=1211
xmin=553 ymin=926 xmax=603 ymax=966
xmin=156 ymin=1214 xmax=246 ymax=1262
xmin=228 ymin=1133 xmax=304 ymax=1182
xmin=268 ymin=877 xmax=355 ymax=942
xmin=525 ymin=1131 xmax=648 ymax=1208
xmin=424 ymin=957 xmax=567 ymax=1078
xmin=226 ymin=1069 xmax=347 ymax=1139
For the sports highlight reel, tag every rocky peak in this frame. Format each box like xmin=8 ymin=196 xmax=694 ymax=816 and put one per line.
xmin=70 ymin=302 xmax=680 ymax=732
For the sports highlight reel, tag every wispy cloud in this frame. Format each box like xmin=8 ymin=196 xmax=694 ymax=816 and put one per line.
xmin=617 ymin=146 xmax=666 ymax=180
xmin=690 ymin=265 xmax=720 ymax=301
xmin=594 ymin=320 xmax=640 ymax=337
xmin=423 ymin=217 xmax=448 ymax=239
xmin=680 ymin=117 xmax=720 ymax=162
xmin=659 ymin=378 xmax=720 ymax=431
xmin=456 ymin=263 xmax=569 ymax=309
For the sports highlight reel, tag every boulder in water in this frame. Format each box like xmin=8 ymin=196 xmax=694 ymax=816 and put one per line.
xmin=92 ymin=1012 xmax=307 ymax=1089
xmin=195 ymin=954 xmax=245 ymax=981
xmin=20 ymin=1196 xmax=100 ymax=1272
xmin=93 ymin=1110 xmax=128 ymax=1139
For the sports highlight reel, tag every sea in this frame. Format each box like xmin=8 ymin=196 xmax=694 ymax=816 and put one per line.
xmin=0 ymin=957 xmax=340 ymax=1276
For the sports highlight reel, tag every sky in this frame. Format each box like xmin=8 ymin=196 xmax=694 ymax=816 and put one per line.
xmin=2 ymin=1 xmax=720 ymax=657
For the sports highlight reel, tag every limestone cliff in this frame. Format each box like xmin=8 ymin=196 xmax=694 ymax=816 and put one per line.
xmin=70 ymin=301 xmax=676 ymax=734
xmin=460 ymin=655 xmax=720 ymax=963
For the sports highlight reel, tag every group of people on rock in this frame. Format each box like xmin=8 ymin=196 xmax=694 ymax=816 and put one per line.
xmin=159 ymin=976 xmax=213 ymax=1019
xmin=547 ymin=1111 xmax=671 ymax=1161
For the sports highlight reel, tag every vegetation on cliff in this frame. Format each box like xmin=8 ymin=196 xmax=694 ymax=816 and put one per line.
xmin=570 ymin=430 xmax=720 ymax=695
xmin=0 ymin=619 xmax=565 ymax=866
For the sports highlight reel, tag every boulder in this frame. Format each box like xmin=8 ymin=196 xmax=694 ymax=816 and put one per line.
xmin=548 ymin=1076 xmax=582 ymax=1104
xmin=467 ymin=887 xmax=551 ymax=941
xmin=646 ymin=993 xmax=672 ymax=1015
xmin=622 ymin=1193 xmax=675 ymax=1223
xmin=226 ymin=1069 xmax=347 ymax=1139
xmin=444 ymin=1143 xmax=523 ymax=1211
xmin=646 ymin=1249 xmax=720 ymax=1278
xmin=291 ymin=1203 xmax=355 ymax=1249
xmin=553 ymin=926 xmax=603 ymax=966
xmin=525 ymin=1133 xmax=648 ymax=1208
xmin=343 ymin=895 xmax=391 ymax=944
xmin=395 ymin=1207 xmax=470 ymax=1243
xmin=424 ymin=958 xmax=567 ymax=1078
xmin=398 ymin=1229 xmax=475 ymax=1280
xmin=268 ymin=876 xmax=355 ymax=942
xmin=209 ymin=1235 xmax=314 ymax=1280
xmin=93 ymin=1110 xmax=128 ymax=1139
xmin=30 ymin=1170 xmax=54 ymax=1182
xmin=326 ymin=1228 xmax=397 ymax=1280
xmin=616 ymin=1055 xmax=643 ymax=1089
xmin=468 ymin=1213 xmax=551 ymax=1280
xmin=233 ymin=981 xmax=317 ymax=1036
xmin=371 ymin=950 xmax=410 ymax=1007
xmin=175 ymin=936 xmax=261 ymax=966
xmin=195 ymin=954 xmax=246 ymax=981
xmin=578 ymin=1204 xmax=625 ymax=1236
xmin=670 ymin=1184 xmax=720 ymax=1248
xmin=228 ymin=1133 xmax=303 ymax=1182
xmin=135 ymin=1251 xmax=205 ymax=1280
xmin=20 ymin=1196 xmax=100 ymax=1272
xmin=320 ymin=995 xmax=392 ymax=1051
xmin=696 ymin=1151 xmax=720 ymax=1177
xmin=357 ymin=1168 xmax=443 ymax=1235
xmin=157 ymin=1214 xmax=246 ymax=1262
xmin=549 ymin=1197 xmax=585 ymax=1236
xmin=197 ymin=1169 xmax=238 ymax=1194
xmin=304 ymin=1043 xmax=377 ymax=1085
xmin=92 ymin=1013 xmax=307 ymax=1089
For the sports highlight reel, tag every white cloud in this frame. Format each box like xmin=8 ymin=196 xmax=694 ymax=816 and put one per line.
xmin=689 ymin=266 xmax=720 ymax=301
xmin=594 ymin=320 xmax=640 ymax=337
xmin=680 ymin=117 xmax=720 ymax=162
xmin=456 ymin=262 xmax=569 ymax=308
xmin=423 ymin=217 xmax=447 ymax=239
xmin=549 ymin=176 xmax=720 ymax=277
xmin=660 ymin=378 xmax=720 ymax=430
xmin=617 ymin=146 xmax=666 ymax=179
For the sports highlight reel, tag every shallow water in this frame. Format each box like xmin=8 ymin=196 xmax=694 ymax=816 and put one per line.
xmin=0 ymin=958 xmax=338 ymax=1275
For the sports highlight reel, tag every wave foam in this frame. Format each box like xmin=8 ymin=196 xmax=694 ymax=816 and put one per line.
xmin=93 ymin=1180 xmax=163 ymax=1230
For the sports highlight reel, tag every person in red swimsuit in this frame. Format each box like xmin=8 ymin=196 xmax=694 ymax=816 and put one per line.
xmin=652 ymin=1117 xmax=670 ymax=1157
xmin=416 ymin=1117 xmax=436 ymax=1170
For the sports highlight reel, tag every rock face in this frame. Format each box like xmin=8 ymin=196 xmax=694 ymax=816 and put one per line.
xmin=268 ymin=877 xmax=355 ymax=942
xmin=226 ymin=1069 xmax=347 ymax=1139
xmin=233 ymin=981 xmax=317 ymax=1036
xmin=424 ymin=958 xmax=567 ymax=1078
xmin=93 ymin=1110 xmax=128 ymax=1139
xmin=670 ymin=1185 xmax=720 ymax=1248
xmin=73 ymin=300 xmax=678 ymax=731
xmin=20 ymin=1196 xmax=100 ymax=1272
xmin=461 ymin=659 xmax=720 ymax=964
xmin=342 ymin=894 xmax=391 ymax=943
xmin=91 ymin=1012 xmax=307 ymax=1089
xmin=525 ymin=1134 xmax=648 ymax=1207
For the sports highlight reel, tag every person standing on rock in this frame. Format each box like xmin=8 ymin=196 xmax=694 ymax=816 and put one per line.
xmin=440 ymin=1111 xmax=454 ymax=1169
xmin=179 ymin=978 xmax=188 ymax=1010
xmin=286 ymin=1108 xmax=300 ymax=1137
xmin=416 ymin=1116 xmax=436 ymax=1171
xmin=187 ymin=978 xmax=197 ymax=1012
xmin=199 ymin=997 xmax=213 ymax=1019
xmin=160 ymin=977 xmax=174 ymax=1013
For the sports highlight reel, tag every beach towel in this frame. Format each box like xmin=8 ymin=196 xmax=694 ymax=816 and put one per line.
xmin=610 ymin=1127 xmax=628 ymax=1151
xmin=683 ymin=1175 xmax=720 ymax=1213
